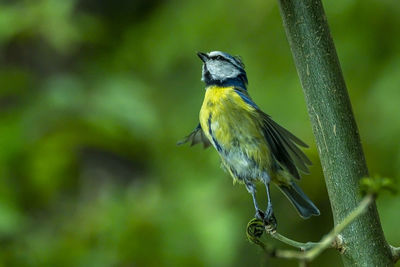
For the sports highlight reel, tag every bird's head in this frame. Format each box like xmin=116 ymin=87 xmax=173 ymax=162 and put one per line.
xmin=197 ymin=51 xmax=248 ymax=88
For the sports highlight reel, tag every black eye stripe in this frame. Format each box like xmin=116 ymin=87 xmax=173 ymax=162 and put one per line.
xmin=209 ymin=54 xmax=245 ymax=69
xmin=211 ymin=55 xmax=232 ymax=63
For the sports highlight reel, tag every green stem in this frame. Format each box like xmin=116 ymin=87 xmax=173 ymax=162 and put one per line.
xmin=273 ymin=195 xmax=372 ymax=261
xmin=270 ymin=195 xmax=374 ymax=260
xmin=276 ymin=0 xmax=393 ymax=265
xmin=249 ymin=195 xmax=376 ymax=263
xmin=303 ymin=194 xmax=373 ymax=260
xmin=270 ymin=232 xmax=318 ymax=251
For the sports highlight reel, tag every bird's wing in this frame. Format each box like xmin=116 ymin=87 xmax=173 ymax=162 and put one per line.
xmin=233 ymin=88 xmax=259 ymax=109
xmin=260 ymin=112 xmax=312 ymax=179
xmin=177 ymin=124 xmax=212 ymax=148
xmin=233 ymin=87 xmax=311 ymax=179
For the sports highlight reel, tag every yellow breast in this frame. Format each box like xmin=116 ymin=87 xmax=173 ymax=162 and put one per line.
xmin=199 ymin=86 xmax=271 ymax=172
xmin=199 ymin=85 xmax=258 ymax=141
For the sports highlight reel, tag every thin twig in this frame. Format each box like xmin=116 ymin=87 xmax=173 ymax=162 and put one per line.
xmin=302 ymin=194 xmax=373 ymax=260
xmin=248 ymin=194 xmax=374 ymax=262
xmin=270 ymin=232 xmax=319 ymax=251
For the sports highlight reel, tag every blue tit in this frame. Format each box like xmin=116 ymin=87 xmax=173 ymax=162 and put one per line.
xmin=179 ymin=51 xmax=320 ymax=228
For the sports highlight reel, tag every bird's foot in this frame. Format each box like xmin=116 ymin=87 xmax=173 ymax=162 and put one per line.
xmin=263 ymin=209 xmax=277 ymax=234
xmin=255 ymin=209 xmax=265 ymax=221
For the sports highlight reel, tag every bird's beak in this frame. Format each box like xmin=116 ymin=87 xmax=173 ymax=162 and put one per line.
xmin=197 ymin=52 xmax=209 ymax=62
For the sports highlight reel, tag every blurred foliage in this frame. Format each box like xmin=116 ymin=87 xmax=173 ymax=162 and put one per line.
xmin=0 ymin=0 xmax=399 ymax=266
xmin=360 ymin=176 xmax=397 ymax=196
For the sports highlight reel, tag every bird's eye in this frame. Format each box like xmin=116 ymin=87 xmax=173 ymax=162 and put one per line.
xmin=215 ymin=56 xmax=223 ymax=60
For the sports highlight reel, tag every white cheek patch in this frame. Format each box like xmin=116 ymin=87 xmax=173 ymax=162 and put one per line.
xmin=207 ymin=61 xmax=240 ymax=81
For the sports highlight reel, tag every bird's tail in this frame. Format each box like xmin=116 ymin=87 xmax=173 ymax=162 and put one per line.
xmin=278 ymin=182 xmax=320 ymax=219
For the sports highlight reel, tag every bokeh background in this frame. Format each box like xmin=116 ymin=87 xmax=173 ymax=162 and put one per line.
xmin=0 ymin=0 xmax=399 ymax=266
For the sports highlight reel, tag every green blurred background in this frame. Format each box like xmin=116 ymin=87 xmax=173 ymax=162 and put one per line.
xmin=0 ymin=0 xmax=399 ymax=266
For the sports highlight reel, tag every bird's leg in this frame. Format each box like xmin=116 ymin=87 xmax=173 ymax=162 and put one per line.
xmin=264 ymin=182 xmax=277 ymax=232
xmin=245 ymin=183 xmax=264 ymax=220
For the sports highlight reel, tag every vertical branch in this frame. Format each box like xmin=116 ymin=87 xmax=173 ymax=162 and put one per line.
xmin=276 ymin=0 xmax=393 ymax=266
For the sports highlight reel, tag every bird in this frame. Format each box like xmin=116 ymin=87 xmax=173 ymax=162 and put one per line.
xmin=178 ymin=51 xmax=320 ymax=229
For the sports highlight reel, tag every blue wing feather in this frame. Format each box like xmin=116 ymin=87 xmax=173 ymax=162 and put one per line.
xmin=233 ymin=88 xmax=259 ymax=109
xmin=233 ymin=87 xmax=311 ymax=179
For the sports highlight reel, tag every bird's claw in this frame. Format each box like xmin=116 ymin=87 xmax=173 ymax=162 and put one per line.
xmin=255 ymin=209 xmax=265 ymax=220
xmin=263 ymin=209 xmax=277 ymax=233
xmin=254 ymin=209 xmax=277 ymax=233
